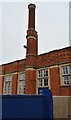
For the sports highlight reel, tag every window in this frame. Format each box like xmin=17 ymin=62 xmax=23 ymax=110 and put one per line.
xmin=44 ymin=78 xmax=48 ymax=86
xmin=38 ymin=79 xmax=42 ymax=86
xmin=44 ymin=70 xmax=48 ymax=77
xmin=70 ymin=66 xmax=71 ymax=74
xmin=4 ymin=75 xmax=12 ymax=94
xmin=62 ymin=66 xmax=69 ymax=75
xmin=38 ymin=69 xmax=49 ymax=87
xmin=38 ymin=70 xmax=42 ymax=78
xmin=61 ymin=65 xmax=71 ymax=86
xmin=18 ymin=72 xmax=26 ymax=94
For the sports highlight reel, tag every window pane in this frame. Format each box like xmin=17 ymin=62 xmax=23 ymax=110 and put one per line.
xmin=4 ymin=75 xmax=12 ymax=94
xmin=69 ymin=66 xmax=71 ymax=74
xmin=69 ymin=76 xmax=71 ymax=85
xmin=38 ymin=69 xmax=49 ymax=87
xmin=19 ymin=81 xmax=23 ymax=93
xmin=38 ymin=70 xmax=42 ymax=78
xmin=62 ymin=66 xmax=68 ymax=75
xmin=61 ymin=65 xmax=71 ymax=86
xmin=19 ymin=73 xmax=23 ymax=80
xmin=5 ymin=75 xmax=12 ymax=81
xmin=44 ymin=78 xmax=48 ymax=86
xmin=38 ymin=79 xmax=42 ymax=86
xmin=4 ymin=82 xmax=8 ymax=93
xmin=44 ymin=70 xmax=48 ymax=77
xmin=63 ymin=76 xmax=69 ymax=85
xmin=67 ymin=80 xmax=69 ymax=84
xmin=19 ymin=72 xmax=26 ymax=94
xmin=9 ymin=75 xmax=12 ymax=81
xmin=23 ymin=73 xmax=26 ymax=80
xmin=5 ymin=76 xmax=9 ymax=81
xmin=23 ymin=88 xmax=25 ymax=94
xmin=64 ymin=76 xmax=68 ymax=80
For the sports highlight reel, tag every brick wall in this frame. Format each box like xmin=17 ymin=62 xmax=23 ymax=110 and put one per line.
xmin=50 ymin=67 xmax=60 ymax=96
xmin=12 ymin=73 xmax=18 ymax=94
xmin=26 ymin=69 xmax=36 ymax=94
xmin=0 ymin=46 xmax=71 ymax=95
xmin=36 ymin=47 xmax=71 ymax=68
xmin=60 ymin=87 xmax=71 ymax=96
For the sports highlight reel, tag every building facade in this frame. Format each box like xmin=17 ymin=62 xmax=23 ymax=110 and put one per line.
xmin=0 ymin=4 xmax=71 ymax=118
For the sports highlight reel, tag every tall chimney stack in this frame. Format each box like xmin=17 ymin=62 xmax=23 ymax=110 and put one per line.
xmin=28 ymin=4 xmax=36 ymax=29
xmin=26 ymin=3 xmax=38 ymax=56
xmin=25 ymin=4 xmax=38 ymax=94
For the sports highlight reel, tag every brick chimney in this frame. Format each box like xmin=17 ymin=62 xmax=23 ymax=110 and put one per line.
xmin=26 ymin=4 xmax=38 ymax=56
xmin=25 ymin=4 xmax=38 ymax=94
xmin=28 ymin=4 xmax=36 ymax=29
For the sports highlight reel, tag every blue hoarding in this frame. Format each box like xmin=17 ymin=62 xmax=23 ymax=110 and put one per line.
xmin=1 ymin=88 xmax=53 ymax=119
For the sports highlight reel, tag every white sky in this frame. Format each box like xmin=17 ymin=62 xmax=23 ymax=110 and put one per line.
xmin=0 ymin=0 xmax=70 ymax=65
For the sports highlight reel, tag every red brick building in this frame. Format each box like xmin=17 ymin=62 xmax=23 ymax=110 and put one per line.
xmin=0 ymin=3 xmax=71 ymax=118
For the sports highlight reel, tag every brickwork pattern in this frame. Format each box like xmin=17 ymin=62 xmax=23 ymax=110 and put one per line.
xmin=0 ymin=47 xmax=71 ymax=95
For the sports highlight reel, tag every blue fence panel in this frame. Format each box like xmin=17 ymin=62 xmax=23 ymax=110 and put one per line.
xmin=2 ymin=95 xmax=46 ymax=118
xmin=1 ymin=88 xmax=53 ymax=119
xmin=38 ymin=88 xmax=53 ymax=118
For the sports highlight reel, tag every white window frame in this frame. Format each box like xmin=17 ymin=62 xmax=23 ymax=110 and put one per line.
xmin=61 ymin=65 xmax=71 ymax=86
xmin=4 ymin=74 xmax=12 ymax=95
xmin=37 ymin=68 xmax=50 ymax=88
xmin=18 ymin=71 xmax=26 ymax=94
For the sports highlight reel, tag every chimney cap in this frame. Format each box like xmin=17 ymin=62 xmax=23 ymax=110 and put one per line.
xmin=28 ymin=4 xmax=36 ymax=9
